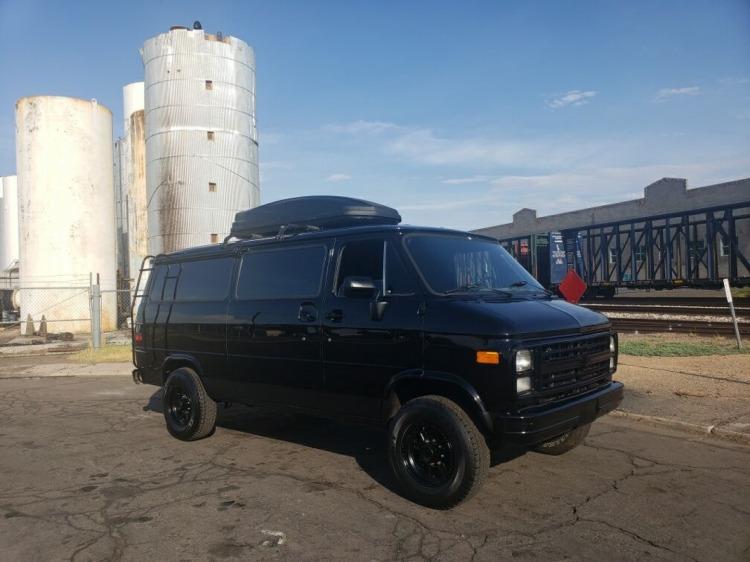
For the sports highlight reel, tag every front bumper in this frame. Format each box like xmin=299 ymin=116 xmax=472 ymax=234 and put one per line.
xmin=493 ymin=381 xmax=624 ymax=446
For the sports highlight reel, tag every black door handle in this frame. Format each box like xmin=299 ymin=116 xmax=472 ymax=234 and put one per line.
xmin=298 ymin=303 xmax=318 ymax=323
xmin=325 ymin=309 xmax=344 ymax=322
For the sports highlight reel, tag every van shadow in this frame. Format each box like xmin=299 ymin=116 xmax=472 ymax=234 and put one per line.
xmin=144 ymin=390 xmax=526 ymax=495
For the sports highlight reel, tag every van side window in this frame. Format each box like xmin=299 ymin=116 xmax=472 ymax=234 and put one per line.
xmin=237 ymin=245 xmax=326 ymax=300
xmin=175 ymin=258 xmax=234 ymax=301
xmin=147 ymin=264 xmax=167 ymax=301
xmin=336 ymin=239 xmax=417 ymax=296
xmin=385 ymin=244 xmax=418 ymax=295
xmin=162 ymin=264 xmax=180 ymax=301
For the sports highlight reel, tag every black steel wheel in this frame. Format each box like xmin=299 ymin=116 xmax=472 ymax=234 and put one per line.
xmin=400 ymin=421 xmax=456 ymax=488
xmin=165 ymin=384 xmax=194 ymax=431
xmin=162 ymin=367 xmax=217 ymax=441
xmin=388 ymin=395 xmax=489 ymax=509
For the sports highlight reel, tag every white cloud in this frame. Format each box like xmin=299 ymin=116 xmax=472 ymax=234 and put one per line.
xmin=440 ymin=175 xmax=493 ymax=185
xmin=393 ymin=157 xmax=750 ymax=231
xmin=545 ymin=90 xmax=597 ymax=109
xmin=324 ymin=120 xmax=399 ymax=134
xmin=325 ymin=119 xmax=606 ymax=169
xmin=654 ymin=86 xmax=700 ymax=102
xmin=325 ymin=173 xmax=352 ymax=182
xmin=399 ymin=196 xmax=496 ymax=212
xmin=285 ymin=117 xmax=749 ymax=230
xmin=385 ymin=128 xmax=605 ymax=168
xmin=719 ymin=77 xmax=750 ymax=86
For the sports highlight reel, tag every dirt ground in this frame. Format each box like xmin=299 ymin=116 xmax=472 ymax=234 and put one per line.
xmin=611 ymin=333 xmax=750 ymax=437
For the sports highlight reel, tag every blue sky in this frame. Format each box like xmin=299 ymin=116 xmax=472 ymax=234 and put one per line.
xmin=1 ymin=0 xmax=748 ymax=230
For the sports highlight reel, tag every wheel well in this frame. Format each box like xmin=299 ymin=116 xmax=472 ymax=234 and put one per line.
xmin=385 ymin=378 xmax=493 ymax=436
xmin=161 ymin=357 xmax=200 ymax=384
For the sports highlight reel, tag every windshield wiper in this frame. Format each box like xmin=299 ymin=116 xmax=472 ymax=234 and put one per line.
xmin=443 ymin=284 xmax=513 ymax=297
xmin=443 ymin=283 xmax=484 ymax=294
xmin=504 ymin=279 xmax=556 ymax=298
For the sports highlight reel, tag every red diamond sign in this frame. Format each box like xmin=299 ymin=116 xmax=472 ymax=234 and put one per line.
xmin=559 ymin=270 xmax=587 ymax=303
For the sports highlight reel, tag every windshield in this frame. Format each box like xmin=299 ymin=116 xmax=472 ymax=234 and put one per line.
xmin=404 ymin=234 xmax=545 ymax=295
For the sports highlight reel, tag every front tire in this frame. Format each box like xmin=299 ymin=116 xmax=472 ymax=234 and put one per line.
xmin=533 ymin=423 xmax=591 ymax=455
xmin=163 ymin=367 xmax=217 ymax=441
xmin=387 ymin=396 xmax=489 ymax=509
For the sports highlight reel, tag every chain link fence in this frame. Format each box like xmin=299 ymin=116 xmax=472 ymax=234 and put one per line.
xmin=0 ymin=286 xmax=92 ymax=334
xmin=102 ymin=285 xmax=136 ymax=329
xmin=0 ymin=274 xmax=139 ymax=347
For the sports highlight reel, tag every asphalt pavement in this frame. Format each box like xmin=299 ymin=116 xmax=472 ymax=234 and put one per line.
xmin=0 ymin=374 xmax=748 ymax=561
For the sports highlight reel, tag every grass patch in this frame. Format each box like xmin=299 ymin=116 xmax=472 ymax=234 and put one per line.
xmin=68 ymin=345 xmax=132 ymax=363
xmin=619 ymin=339 xmax=745 ymax=357
xmin=733 ymin=287 xmax=750 ymax=299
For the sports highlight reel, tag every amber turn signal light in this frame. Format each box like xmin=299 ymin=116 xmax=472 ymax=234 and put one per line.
xmin=476 ymin=351 xmax=500 ymax=364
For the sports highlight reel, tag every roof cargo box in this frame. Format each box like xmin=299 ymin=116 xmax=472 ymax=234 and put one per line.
xmin=229 ymin=196 xmax=401 ymax=239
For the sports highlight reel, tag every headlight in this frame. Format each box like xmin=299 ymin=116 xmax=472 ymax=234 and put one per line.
xmin=610 ymin=336 xmax=616 ymax=354
xmin=515 ymin=349 xmax=533 ymax=373
xmin=516 ymin=376 xmax=532 ymax=394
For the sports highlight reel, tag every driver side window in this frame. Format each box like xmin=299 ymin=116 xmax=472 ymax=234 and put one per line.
xmin=335 ymin=238 xmax=418 ymax=296
xmin=336 ymin=239 xmax=383 ymax=296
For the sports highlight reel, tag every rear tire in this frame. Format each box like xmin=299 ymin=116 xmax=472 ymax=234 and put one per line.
xmin=387 ymin=395 xmax=489 ymax=509
xmin=533 ymin=423 xmax=590 ymax=455
xmin=163 ymin=367 xmax=217 ymax=441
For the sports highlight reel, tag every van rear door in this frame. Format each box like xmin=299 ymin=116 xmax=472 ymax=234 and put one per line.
xmin=137 ymin=263 xmax=170 ymax=370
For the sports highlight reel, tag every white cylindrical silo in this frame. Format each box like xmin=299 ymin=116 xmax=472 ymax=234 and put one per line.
xmin=16 ymin=96 xmax=117 ymax=333
xmin=142 ymin=27 xmax=259 ymax=254
xmin=0 ymin=175 xmax=19 ymax=273
xmin=122 ymin=82 xmax=148 ymax=280
xmin=123 ymin=81 xmax=145 ymax=129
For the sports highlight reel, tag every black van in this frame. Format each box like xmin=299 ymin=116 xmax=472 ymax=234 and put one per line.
xmin=133 ymin=196 xmax=622 ymax=508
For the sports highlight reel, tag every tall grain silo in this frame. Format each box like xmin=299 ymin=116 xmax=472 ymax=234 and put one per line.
xmin=0 ymin=175 xmax=19 ymax=273
xmin=16 ymin=96 xmax=117 ymax=333
xmin=122 ymin=82 xmax=147 ymax=280
xmin=142 ymin=26 xmax=259 ymax=254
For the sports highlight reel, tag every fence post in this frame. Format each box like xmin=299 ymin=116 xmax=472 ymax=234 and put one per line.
xmin=723 ymin=278 xmax=742 ymax=349
xmin=91 ymin=282 xmax=102 ymax=349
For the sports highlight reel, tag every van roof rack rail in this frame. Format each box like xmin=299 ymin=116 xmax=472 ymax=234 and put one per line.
xmin=227 ymin=196 xmax=401 ymax=241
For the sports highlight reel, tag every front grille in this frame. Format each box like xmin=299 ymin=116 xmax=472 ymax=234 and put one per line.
xmin=534 ymin=334 xmax=611 ymax=403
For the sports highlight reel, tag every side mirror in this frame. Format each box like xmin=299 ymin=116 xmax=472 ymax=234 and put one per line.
xmin=342 ymin=276 xmax=377 ymax=298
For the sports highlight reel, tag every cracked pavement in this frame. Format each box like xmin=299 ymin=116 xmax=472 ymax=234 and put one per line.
xmin=0 ymin=375 xmax=748 ymax=561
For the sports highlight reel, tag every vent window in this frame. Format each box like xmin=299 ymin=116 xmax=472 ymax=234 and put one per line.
xmin=209 ymin=182 xmax=217 ymax=193
xmin=210 ymin=233 xmax=219 ymax=244
xmin=205 ymin=80 xmax=213 ymax=90
xmin=207 ymin=131 xmax=215 ymax=140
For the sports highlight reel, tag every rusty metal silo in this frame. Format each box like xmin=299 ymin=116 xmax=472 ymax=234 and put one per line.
xmin=142 ymin=27 xmax=259 ymax=254
xmin=122 ymin=81 xmax=147 ymax=279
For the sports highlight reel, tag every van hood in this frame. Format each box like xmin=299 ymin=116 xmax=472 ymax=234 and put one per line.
xmin=430 ymin=297 xmax=610 ymax=338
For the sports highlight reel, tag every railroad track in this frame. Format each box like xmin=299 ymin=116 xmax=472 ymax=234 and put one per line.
xmin=609 ymin=317 xmax=750 ymax=336
xmin=581 ymin=296 xmax=750 ymax=307
xmin=580 ymin=296 xmax=750 ymax=336
xmin=583 ymin=303 xmax=750 ymax=316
